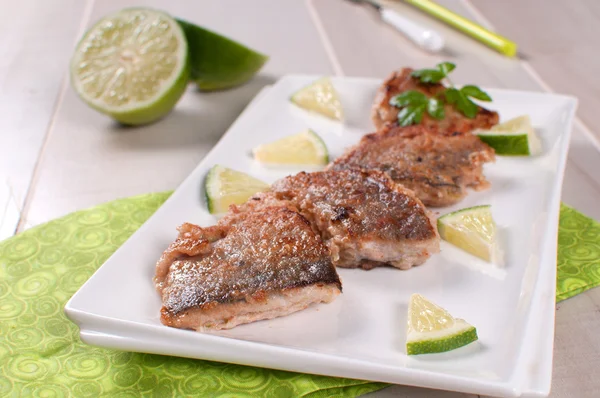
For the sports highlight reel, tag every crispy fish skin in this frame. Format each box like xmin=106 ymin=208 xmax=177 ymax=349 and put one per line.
xmin=155 ymin=206 xmax=341 ymax=331
xmin=267 ymin=169 xmax=440 ymax=270
xmin=329 ymin=125 xmax=495 ymax=207
xmin=371 ymin=68 xmax=499 ymax=133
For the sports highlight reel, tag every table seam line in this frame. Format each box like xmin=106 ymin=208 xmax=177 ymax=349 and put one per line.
xmin=15 ymin=0 xmax=96 ymax=233
xmin=565 ymin=155 xmax=600 ymax=197
xmin=305 ymin=0 xmax=345 ymax=76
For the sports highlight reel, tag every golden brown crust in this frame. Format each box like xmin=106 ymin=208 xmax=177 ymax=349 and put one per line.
xmin=269 ymin=169 xmax=440 ymax=269
xmin=371 ymin=68 xmax=499 ymax=133
xmin=157 ymin=205 xmax=341 ymax=320
xmin=154 ymin=223 xmax=226 ymax=290
xmin=330 ymin=125 xmax=495 ymax=207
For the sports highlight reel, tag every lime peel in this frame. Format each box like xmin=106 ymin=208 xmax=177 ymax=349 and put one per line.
xmin=252 ymin=129 xmax=329 ymax=166
xmin=204 ymin=165 xmax=269 ymax=214
xmin=476 ymin=115 xmax=541 ymax=156
xmin=177 ymin=19 xmax=268 ymax=91
xmin=407 ymin=323 xmax=477 ymax=355
xmin=406 ymin=294 xmax=478 ymax=355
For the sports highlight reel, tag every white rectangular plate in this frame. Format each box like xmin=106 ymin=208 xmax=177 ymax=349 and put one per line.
xmin=65 ymin=75 xmax=577 ymax=398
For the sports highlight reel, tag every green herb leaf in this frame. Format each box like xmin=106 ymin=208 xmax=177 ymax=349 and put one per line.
xmin=456 ymin=93 xmax=479 ymax=119
xmin=444 ymin=88 xmax=460 ymax=105
xmin=411 ymin=62 xmax=456 ymax=84
xmin=444 ymin=88 xmax=478 ymax=118
xmin=390 ymin=91 xmax=429 ymax=126
xmin=437 ymin=62 xmax=456 ymax=76
xmin=427 ymin=98 xmax=445 ymax=120
xmin=399 ymin=64 xmax=492 ymax=122
xmin=389 ymin=91 xmax=428 ymax=107
xmin=460 ymin=85 xmax=492 ymax=101
xmin=411 ymin=69 xmax=445 ymax=84
xmin=398 ymin=105 xmax=426 ymax=126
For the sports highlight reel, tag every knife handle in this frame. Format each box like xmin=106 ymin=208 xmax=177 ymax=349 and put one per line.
xmin=380 ymin=7 xmax=445 ymax=53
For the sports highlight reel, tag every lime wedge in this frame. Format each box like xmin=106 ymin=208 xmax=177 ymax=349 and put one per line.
xmin=204 ymin=165 xmax=270 ymax=214
xmin=438 ymin=205 xmax=498 ymax=262
xmin=252 ymin=129 xmax=329 ymax=166
xmin=407 ymin=294 xmax=478 ymax=355
xmin=290 ymin=77 xmax=343 ymax=120
xmin=476 ymin=115 xmax=541 ymax=156
xmin=177 ymin=19 xmax=268 ymax=91
xmin=70 ymin=8 xmax=190 ymax=125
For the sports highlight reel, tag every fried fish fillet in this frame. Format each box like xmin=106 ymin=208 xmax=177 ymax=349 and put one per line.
xmin=154 ymin=206 xmax=341 ymax=331
xmin=330 ymin=125 xmax=495 ymax=207
xmin=255 ymin=169 xmax=440 ymax=270
xmin=371 ymin=68 xmax=499 ymax=133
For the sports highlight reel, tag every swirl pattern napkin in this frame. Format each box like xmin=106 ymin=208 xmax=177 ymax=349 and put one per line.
xmin=0 ymin=193 xmax=598 ymax=397
xmin=556 ymin=204 xmax=600 ymax=301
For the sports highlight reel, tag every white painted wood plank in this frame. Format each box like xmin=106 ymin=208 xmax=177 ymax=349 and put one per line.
xmin=0 ymin=0 xmax=88 ymax=233
xmin=365 ymin=386 xmax=478 ymax=398
xmin=549 ymin=289 xmax=600 ymax=398
xmin=562 ymin=130 xmax=600 ymax=222
xmin=21 ymin=0 xmax=335 ymax=227
xmin=469 ymin=0 xmax=600 ymax=145
xmin=0 ymin=178 xmax=21 ymax=240
xmin=309 ymin=0 xmax=542 ymax=90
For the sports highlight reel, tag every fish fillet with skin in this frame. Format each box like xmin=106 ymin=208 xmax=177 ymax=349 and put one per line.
xmin=154 ymin=206 xmax=342 ymax=331
xmin=330 ymin=125 xmax=495 ymax=207
xmin=371 ymin=68 xmax=499 ymax=133
xmin=253 ymin=169 xmax=440 ymax=270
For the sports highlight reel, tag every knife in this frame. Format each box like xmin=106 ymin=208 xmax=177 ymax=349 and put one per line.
xmin=349 ymin=0 xmax=445 ymax=53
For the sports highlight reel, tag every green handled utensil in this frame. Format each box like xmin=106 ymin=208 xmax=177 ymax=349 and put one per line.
xmin=404 ymin=0 xmax=517 ymax=57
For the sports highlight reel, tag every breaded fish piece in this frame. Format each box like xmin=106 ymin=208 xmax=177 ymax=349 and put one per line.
xmin=261 ymin=169 xmax=439 ymax=270
xmin=371 ymin=68 xmax=499 ymax=133
xmin=154 ymin=206 xmax=341 ymax=331
xmin=330 ymin=125 xmax=495 ymax=207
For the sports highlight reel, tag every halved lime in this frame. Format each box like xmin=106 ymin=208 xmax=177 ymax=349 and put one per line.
xmin=204 ymin=165 xmax=269 ymax=214
xmin=438 ymin=205 xmax=498 ymax=262
xmin=177 ymin=19 xmax=268 ymax=91
xmin=71 ymin=8 xmax=190 ymax=125
xmin=290 ymin=77 xmax=343 ymax=120
xmin=476 ymin=115 xmax=541 ymax=156
xmin=407 ymin=294 xmax=478 ymax=355
xmin=252 ymin=129 xmax=329 ymax=166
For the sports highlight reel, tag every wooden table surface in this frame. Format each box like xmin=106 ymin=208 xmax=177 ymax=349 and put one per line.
xmin=1 ymin=1 xmax=598 ymax=397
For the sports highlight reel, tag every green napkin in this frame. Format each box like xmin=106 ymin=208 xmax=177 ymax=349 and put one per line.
xmin=0 ymin=193 xmax=386 ymax=397
xmin=556 ymin=204 xmax=600 ymax=301
xmin=0 ymin=194 xmax=598 ymax=397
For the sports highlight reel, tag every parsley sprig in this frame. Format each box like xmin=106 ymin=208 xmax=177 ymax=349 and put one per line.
xmin=389 ymin=62 xmax=492 ymax=127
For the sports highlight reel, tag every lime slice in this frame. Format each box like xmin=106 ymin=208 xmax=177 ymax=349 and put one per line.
xmin=290 ymin=77 xmax=343 ymax=120
xmin=438 ymin=205 xmax=498 ymax=262
xmin=177 ymin=19 xmax=268 ymax=91
xmin=204 ymin=165 xmax=270 ymax=214
xmin=407 ymin=294 xmax=478 ymax=355
xmin=70 ymin=8 xmax=190 ymax=125
xmin=476 ymin=115 xmax=541 ymax=156
xmin=252 ymin=129 xmax=329 ymax=166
